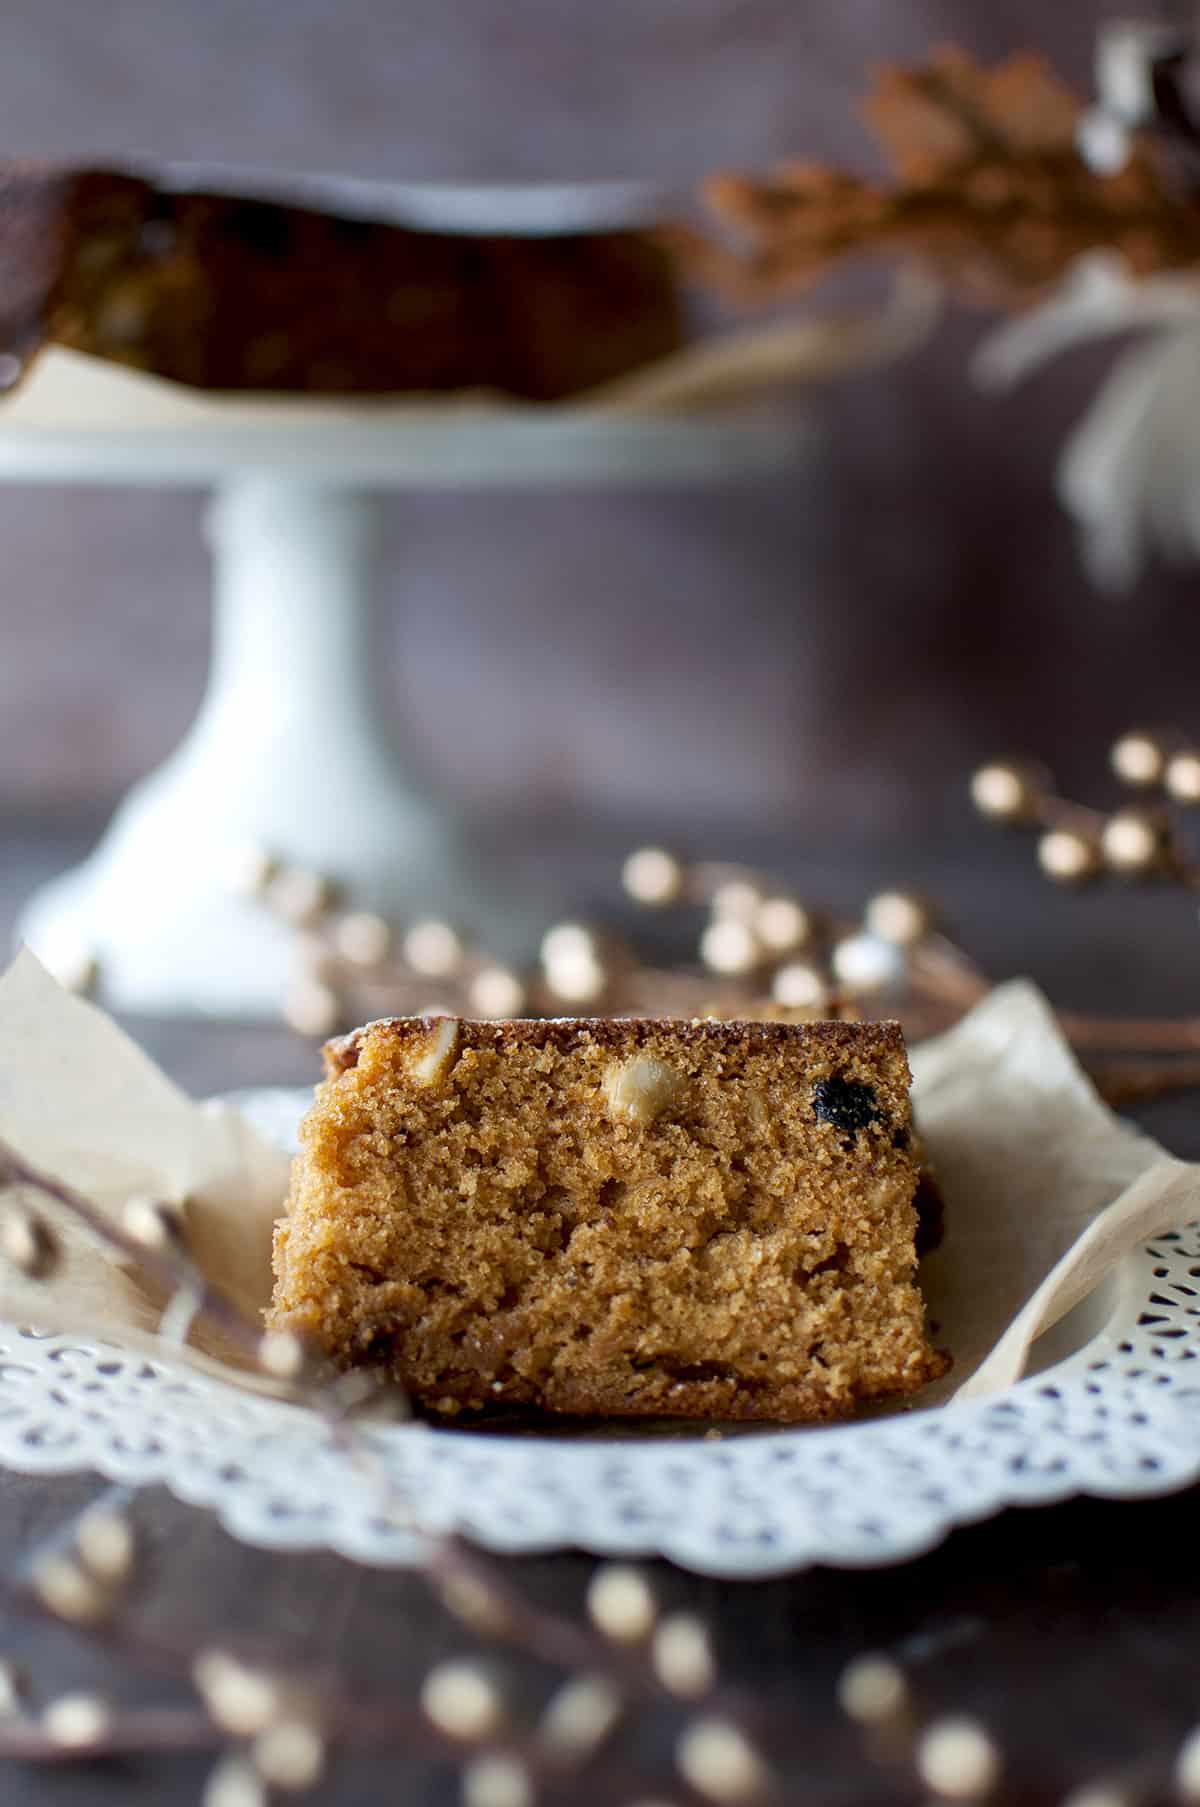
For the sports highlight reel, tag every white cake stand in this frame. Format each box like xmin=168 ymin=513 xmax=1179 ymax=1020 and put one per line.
xmin=2 ymin=156 xmax=936 ymax=1023
xmin=4 ymin=349 xmax=810 ymax=1015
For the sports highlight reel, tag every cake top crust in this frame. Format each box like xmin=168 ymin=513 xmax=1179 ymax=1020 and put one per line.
xmin=323 ymin=1013 xmax=905 ymax=1076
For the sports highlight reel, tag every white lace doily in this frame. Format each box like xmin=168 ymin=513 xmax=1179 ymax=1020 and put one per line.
xmin=0 ymin=1087 xmax=1197 ymax=1578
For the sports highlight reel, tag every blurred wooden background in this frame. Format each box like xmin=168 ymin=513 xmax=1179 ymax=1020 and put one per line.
xmin=0 ymin=1 xmax=1189 ymax=839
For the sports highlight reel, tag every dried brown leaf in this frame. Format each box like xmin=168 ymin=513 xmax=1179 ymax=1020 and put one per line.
xmin=682 ymin=46 xmax=1200 ymax=309
xmin=864 ymin=47 xmax=1081 ymax=181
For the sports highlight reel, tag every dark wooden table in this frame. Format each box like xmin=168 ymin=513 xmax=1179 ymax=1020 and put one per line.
xmin=2 ymin=808 xmax=1199 ymax=1807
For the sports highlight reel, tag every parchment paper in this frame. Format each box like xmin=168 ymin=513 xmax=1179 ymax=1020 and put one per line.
xmin=0 ymin=949 xmax=289 ymax=1383
xmin=0 ymin=274 xmax=940 ymax=430
xmin=0 ymin=949 xmax=1195 ymax=1408
xmin=909 ymin=982 xmax=1186 ymax=1403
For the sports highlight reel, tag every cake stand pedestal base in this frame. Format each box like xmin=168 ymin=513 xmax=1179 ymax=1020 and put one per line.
xmin=3 ymin=351 xmax=808 ymax=1016
xmin=18 ymin=477 xmax=489 ymax=1017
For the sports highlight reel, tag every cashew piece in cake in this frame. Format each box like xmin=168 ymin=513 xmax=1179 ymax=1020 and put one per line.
xmin=409 ymin=1017 xmax=461 ymax=1087
xmin=604 ymin=1055 xmax=684 ymax=1125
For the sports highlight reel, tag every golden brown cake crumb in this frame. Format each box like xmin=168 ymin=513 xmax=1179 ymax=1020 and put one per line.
xmin=269 ymin=1016 xmax=948 ymax=1422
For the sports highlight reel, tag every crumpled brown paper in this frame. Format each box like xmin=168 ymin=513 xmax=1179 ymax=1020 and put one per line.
xmin=909 ymin=982 xmax=1189 ymax=1404
xmin=0 ymin=949 xmax=1196 ymax=1408
xmin=0 ymin=948 xmax=289 ymax=1385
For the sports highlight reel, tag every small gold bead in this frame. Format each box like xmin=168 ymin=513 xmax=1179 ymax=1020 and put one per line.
xmin=468 ymin=966 xmax=527 ymax=1019
xmin=547 ymin=959 xmax=607 ymax=1004
xmin=193 ymin=1650 xmax=283 ymax=1737
xmin=204 ymin=1755 xmax=267 ymax=1807
xmin=76 ymin=1507 xmax=135 ymax=1584
xmin=463 ymin=1754 xmax=534 ymax=1807
xmin=830 ymin=933 xmax=905 ymax=994
xmin=864 ymin=890 xmax=931 ymax=946
xmin=622 ymin=847 xmax=685 ymax=907
xmin=420 ymin=1661 xmax=504 ymax=1742
xmin=586 ymin=1564 xmax=657 ymax=1642
xmin=1037 ymin=828 xmax=1100 ymax=884
xmin=32 ymin=1555 xmax=107 ymax=1624
xmin=653 ymin=1615 xmax=716 ymax=1697
xmin=699 ymin=918 xmax=759 ymax=977
xmin=970 ymin=761 xmax=1042 ymax=822
xmin=770 ymin=962 xmax=830 ymax=1011
xmin=333 ymin=911 xmax=391 ymax=967
xmin=42 ymin=1692 xmax=111 ymax=1749
xmin=541 ymin=923 xmax=609 ymax=1004
xmin=710 ymin=880 xmax=762 ymax=922
xmin=1166 ymin=750 xmax=1200 ymax=804
xmin=265 ymin=868 xmax=332 ymax=927
xmin=1110 ymin=730 xmax=1167 ymax=787
xmin=836 ymin=1654 xmax=907 ymax=1725
xmin=541 ymin=922 xmax=598 ymax=967
xmin=916 ymin=1716 xmax=1000 ymax=1800
xmin=402 ymin=919 xmax=464 ymax=978
xmin=539 ymin=1674 xmax=623 ymax=1760
xmin=753 ymin=896 xmax=811 ymax=953
xmin=677 ymin=1717 xmax=769 ymax=1804
xmin=281 ymin=976 xmax=340 ymax=1038
xmin=1100 ymin=808 xmax=1163 ymax=874
xmin=251 ymin=1720 xmax=326 ymax=1791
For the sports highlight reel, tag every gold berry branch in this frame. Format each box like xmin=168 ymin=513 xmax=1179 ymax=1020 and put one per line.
xmin=970 ymin=730 xmax=1200 ymax=1093
xmin=671 ymin=45 xmax=1200 ymax=310
xmin=219 ymin=825 xmax=1200 ymax=1103
xmin=972 ymin=730 xmax=1200 ymax=891
xmin=53 ymin=809 xmax=1200 ymax=1098
xmin=210 ymin=838 xmax=989 ymax=1049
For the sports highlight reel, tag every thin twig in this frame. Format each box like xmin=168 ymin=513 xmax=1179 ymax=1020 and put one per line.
xmin=1056 ymin=1012 xmax=1200 ymax=1052
xmin=0 ymin=1140 xmax=266 ymax=1371
xmin=1087 ymin=1056 xmax=1200 ymax=1106
xmin=0 ymin=1709 xmax=221 ymax=1761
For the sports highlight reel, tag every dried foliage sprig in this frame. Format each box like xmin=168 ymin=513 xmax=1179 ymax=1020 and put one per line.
xmin=674 ymin=44 xmax=1200 ymax=309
